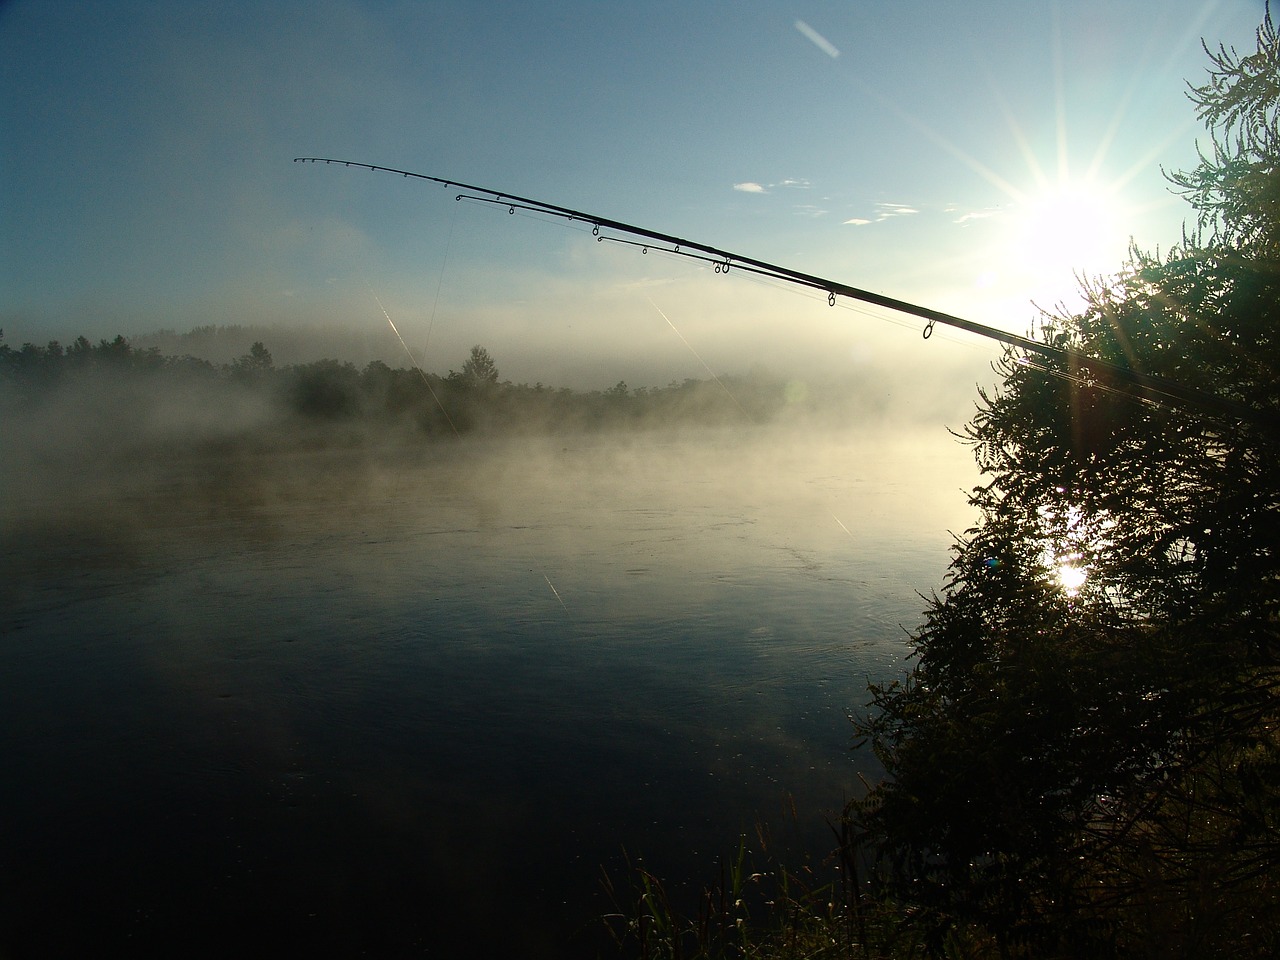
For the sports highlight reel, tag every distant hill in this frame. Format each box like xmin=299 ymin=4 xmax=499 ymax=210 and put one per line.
xmin=131 ymin=324 xmax=412 ymax=370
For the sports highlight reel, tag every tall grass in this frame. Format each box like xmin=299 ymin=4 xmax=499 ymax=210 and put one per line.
xmin=600 ymin=810 xmax=940 ymax=960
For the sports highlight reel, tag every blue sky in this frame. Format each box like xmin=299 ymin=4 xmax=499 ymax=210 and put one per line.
xmin=0 ymin=0 xmax=1268 ymax=391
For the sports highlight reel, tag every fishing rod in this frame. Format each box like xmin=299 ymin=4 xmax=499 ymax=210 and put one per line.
xmin=294 ymin=156 xmax=1268 ymax=429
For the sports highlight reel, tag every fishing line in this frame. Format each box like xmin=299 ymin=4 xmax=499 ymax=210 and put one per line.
xmin=456 ymin=193 xmax=592 ymax=234
xmin=637 ymin=234 xmax=1022 ymax=357
xmin=605 ymin=215 xmax=998 ymax=360
xmin=544 ymin=574 xmax=570 ymax=616
xmin=421 ymin=191 xmax=461 ymax=364
xmin=375 ymin=273 xmax=574 ymax=614
xmin=370 ymin=212 xmax=577 ymax=615
xmin=456 ymin=198 xmax=782 ymax=407
xmin=633 ymin=238 xmax=996 ymax=373
xmin=1014 ymin=354 xmax=1173 ymax=416
xmin=295 ymin=158 xmax=1270 ymax=432
xmin=647 ymin=297 xmax=751 ymax=420
xmin=374 ymin=163 xmax=1040 ymax=360
xmin=366 ymin=281 xmax=461 ymax=437
xmin=598 ymin=229 xmax=977 ymax=363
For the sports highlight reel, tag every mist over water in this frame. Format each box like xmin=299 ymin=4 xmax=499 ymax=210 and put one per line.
xmin=2 ymin=415 xmax=976 ymax=957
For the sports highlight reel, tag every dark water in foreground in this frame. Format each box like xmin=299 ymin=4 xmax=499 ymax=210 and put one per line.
xmin=1 ymin=427 xmax=974 ymax=957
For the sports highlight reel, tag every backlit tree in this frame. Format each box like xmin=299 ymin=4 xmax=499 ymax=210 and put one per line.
xmin=852 ymin=11 xmax=1280 ymax=958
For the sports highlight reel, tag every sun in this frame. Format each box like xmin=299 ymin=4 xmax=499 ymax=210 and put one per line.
xmin=1035 ymin=498 xmax=1117 ymax=600
xmin=1053 ymin=553 xmax=1089 ymax=597
xmin=1005 ymin=179 xmax=1131 ymax=300
xmin=1023 ymin=184 xmax=1116 ymax=267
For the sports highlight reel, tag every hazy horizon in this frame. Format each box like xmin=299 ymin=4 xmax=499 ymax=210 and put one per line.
xmin=3 ymin=1 xmax=1265 ymax=426
xmin=1 ymin=312 xmax=1002 ymax=415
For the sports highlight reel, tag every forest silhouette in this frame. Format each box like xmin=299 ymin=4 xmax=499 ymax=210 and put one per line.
xmin=0 ymin=331 xmax=846 ymax=451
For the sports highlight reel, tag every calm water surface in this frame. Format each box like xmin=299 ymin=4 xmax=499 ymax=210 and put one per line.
xmin=1 ymin=426 xmax=975 ymax=957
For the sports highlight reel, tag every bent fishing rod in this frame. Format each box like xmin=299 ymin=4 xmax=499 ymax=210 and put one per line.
xmin=294 ymin=157 xmax=1266 ymax=430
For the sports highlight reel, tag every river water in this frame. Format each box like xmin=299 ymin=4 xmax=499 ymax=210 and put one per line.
xmin=1 ymin=424 xmax=975 ymax=957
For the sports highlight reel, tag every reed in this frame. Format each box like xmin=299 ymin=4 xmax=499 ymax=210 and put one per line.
xmin=600 ymin=811 xmax=942 ymax=960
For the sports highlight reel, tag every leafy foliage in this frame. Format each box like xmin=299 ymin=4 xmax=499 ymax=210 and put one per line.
xmin=851 ymin=11 xmax=1280 ymax=958
xmin=457 ymin=343 xmax=500 ymax=386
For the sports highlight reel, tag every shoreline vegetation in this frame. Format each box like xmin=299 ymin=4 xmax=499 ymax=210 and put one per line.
xmin=612 ymin=13 xmax=1279 ymax=955
xmin=0 ymin=332 xmax=900 ymax=455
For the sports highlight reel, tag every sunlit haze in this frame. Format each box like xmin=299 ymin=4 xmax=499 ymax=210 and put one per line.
xmin=0 ymin=1 xmax=1266 ymax=398
xmin=3 ymin=5 xmax=1272 ymax=954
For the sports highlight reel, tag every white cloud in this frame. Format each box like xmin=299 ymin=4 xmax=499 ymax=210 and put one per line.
xmin=953 ymin=207 xmax=1001 ymax=225
xmin=735 ymin=178 xmax=810 ymax=195
xmin=843 ymin=201 xmax=922 ymax=225
xmin=794 ymin=20 xmax=839 ymax=58
xmin=876 ymin=203 xmax=919 ymax=219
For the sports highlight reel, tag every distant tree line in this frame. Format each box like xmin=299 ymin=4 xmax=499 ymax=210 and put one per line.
xmin=0 ymin=332 xmax=809 ymax=442
xmin=130 ymin=322 xmax=407 ymax=368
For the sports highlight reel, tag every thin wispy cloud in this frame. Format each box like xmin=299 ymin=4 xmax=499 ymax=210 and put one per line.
xmin=733 ymin=178 xmax=811 ymax=195
xmin=843 ymin=200 xmax=1006 ymax=228
xmin=952 ymin=206 xmax=1002 ymax=225
xmin=795 ymin=20 xmax=839 ymax=58
xmin=792 ymin=204 xmax=829 ymax=218
xmin=843 ymin=202 xmax=922 ymax=226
